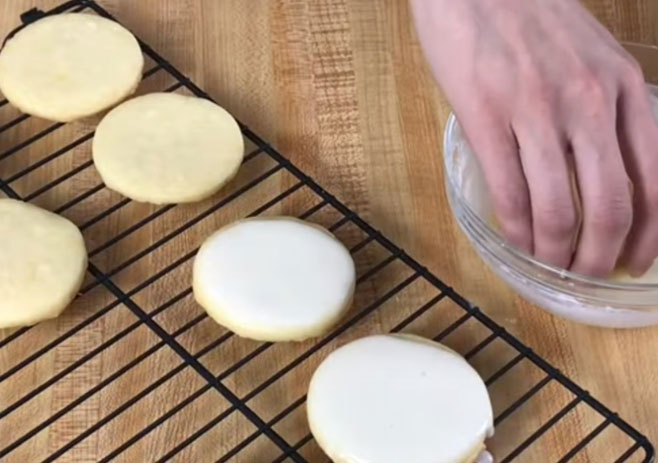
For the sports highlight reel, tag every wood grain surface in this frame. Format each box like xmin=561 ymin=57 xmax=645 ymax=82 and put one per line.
xmin=0 ymin=1 xmax=657 ymax=462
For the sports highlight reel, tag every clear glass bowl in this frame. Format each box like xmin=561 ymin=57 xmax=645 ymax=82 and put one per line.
xmin=442 ymin=43 xmax=658 ymax=328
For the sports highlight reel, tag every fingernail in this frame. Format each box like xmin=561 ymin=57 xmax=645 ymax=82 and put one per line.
xmin=628 ymin=268 xmax=644 ymax=278
xmin=627 ymin=264 xmax=649 ymax=278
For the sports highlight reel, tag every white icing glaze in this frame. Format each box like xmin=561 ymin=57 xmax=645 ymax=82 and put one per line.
xmin=193 ymin=217 xmax=355 ymax=341
xmin=307 ymin=334 xmax=493 ymax=463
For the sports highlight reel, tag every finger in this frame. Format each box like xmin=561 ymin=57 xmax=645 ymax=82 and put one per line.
xmin=570 ymin=113 xmax=633 ymax=277
xmin=617 ymin=72 xmax=658 ymax=275
xmin=514 ymin=123 xmax=579 ymax=269
xmin=461 ymin=112 xmax=533 ymax=253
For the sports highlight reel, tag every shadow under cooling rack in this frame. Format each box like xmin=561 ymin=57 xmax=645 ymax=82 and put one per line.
xmin=0 ymin=1 xmax=654 ymax=462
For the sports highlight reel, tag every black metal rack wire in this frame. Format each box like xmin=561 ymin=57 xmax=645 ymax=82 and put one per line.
xmin=0 ymin=1 xmax=653 ymax=462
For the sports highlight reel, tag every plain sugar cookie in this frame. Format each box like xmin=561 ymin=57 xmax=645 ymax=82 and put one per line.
xmin=93 ymin=93 xmax=244 ymax=204
xmin=0 ymin=199 xmax=87 ymax=328
xmin=193 ymin=217 xmax=356 ymax=342
xmin=0 ymin=13 xmax=143 ymax=122
xmin=307 ymin=334 xmax=494 ymax=463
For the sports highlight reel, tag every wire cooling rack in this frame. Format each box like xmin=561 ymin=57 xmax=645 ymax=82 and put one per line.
xmin=0 ymin=1 xmax=654 ymax=462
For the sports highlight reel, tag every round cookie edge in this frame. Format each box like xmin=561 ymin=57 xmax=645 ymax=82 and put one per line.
xmin=192 ymin=216 xmax=356 ymax=342
xmin=0 ymin=13 xmax=144 ymax=122
xmin=0 ymin=199 xmax=88 ymax=328
xmin=306 ymin=334 xmax=493 ymax=463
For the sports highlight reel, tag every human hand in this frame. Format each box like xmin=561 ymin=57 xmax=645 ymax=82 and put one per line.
xmin=412 ymin=0 xmax=658 ymax=277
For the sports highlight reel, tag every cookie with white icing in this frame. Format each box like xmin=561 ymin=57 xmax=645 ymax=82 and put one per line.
xmin=307 ymin=334 xmax=494 ymax=463
xmin=193 ymin=217 xmax=356 ymax=342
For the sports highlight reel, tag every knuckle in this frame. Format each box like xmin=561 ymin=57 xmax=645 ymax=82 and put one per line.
xmin=571 ymin=70 xmax=609 ymax=106
xmin=590 ymin=192 xmax=633 ymax=236
xmin=523 ymin=74 xmax=557 ymax=106
xmin=618 ymin=54 xmax=645 ymax=87
xmin=518 ymin=60 xmax=554 ymax=97
xmin=492 ymin=183 xmax=530 ymax=220
xmin=534 ymin=197 xmax=578 ymax=240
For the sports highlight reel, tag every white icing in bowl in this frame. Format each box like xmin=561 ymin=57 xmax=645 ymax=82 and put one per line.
xmin=443 ymin=84 xmax=658 ymax=328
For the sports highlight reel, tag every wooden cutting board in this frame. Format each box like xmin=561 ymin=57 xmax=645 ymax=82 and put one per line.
xmin=0 ymin=1 xmax=656 ymax=462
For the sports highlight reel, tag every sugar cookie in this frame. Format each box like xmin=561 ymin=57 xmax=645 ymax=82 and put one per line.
xmin=307 ymin=334 xmax=494 ymax=463
xmin=0 ymin=199 xmax=87 ymax=328
xmin=93 ymin=93 xmax=244 ymax=204
xmin=0 ymin=13 xmax=143 ymax=122
xmin=193 ymin=217 xmax=355 ymax=341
